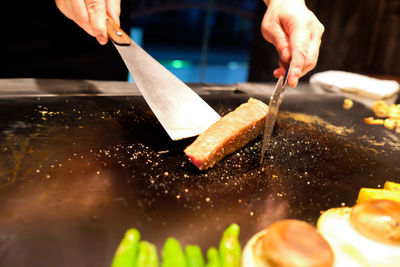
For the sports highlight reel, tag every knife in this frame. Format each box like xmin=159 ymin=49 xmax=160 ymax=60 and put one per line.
xmin=106 ymin=17 xmax=221 ymax=141
xmin=260 ymin=64 xmax=290 ymax=163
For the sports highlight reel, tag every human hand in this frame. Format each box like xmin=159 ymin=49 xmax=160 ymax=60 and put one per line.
xmin=55 ymin=0 xmax=121 ymax=45
xmin=262 ymin=0 xmax=324 ymax=87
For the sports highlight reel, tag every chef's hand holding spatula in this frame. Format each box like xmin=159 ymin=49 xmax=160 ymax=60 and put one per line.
xmin=55 ymin=0 xmax=121 ymax=45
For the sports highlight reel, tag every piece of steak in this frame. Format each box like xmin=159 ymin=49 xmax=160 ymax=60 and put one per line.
xmin=184 ymin=98 xmax=269 ymax=170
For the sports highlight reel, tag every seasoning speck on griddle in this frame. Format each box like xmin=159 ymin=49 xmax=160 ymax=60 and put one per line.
xmin=343 ymin=98 xmax=354 ymax=110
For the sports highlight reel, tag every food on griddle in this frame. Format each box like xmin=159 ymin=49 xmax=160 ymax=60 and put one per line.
xmin=363 ymin=117 xmax=384 ymax=125
xmin=343 ymin=99 xmax=354 ymax=110
xmin=371 ymin=100 xmax=400 ymax=118
xmin=384 ymin=181 xmax=400 ymax=192
xmin=136 ymin=241 xmax=159 ymax=267
xmin=185 ymin=98 xmax=269 ymax=170
xmin=372 ymin=100 xmax=391 ymax=118
xmin=205 ymin=247 xmax=220 ymax=267
xmin=365 ymin=100 xmax=400 ymax=132
xmin=317 ymin=199 xmax=400 ymax=267
xmin=185 ymin=245 xmax=205 ymax=267
xmin=356 ymin=181 xmax=400 ymax=203
xmin=242 ymin=219 xmax=334 ymax=267
xmin=351 ymin=199 xmax=400 ymax=244
xmin=384 ymin=118 xmax=396 ymax=130
xmin=111 ymin=228 xmax=141 ymax=267
xmin=220 ymin=223 xmax=241 ymax=267
xmin=357 ymin=188 xmax=400 ymax=203
xmin=111 ymin=224 xmax=241 ymax=267
xmin=162 ymin=238 xmax=186 ymax=267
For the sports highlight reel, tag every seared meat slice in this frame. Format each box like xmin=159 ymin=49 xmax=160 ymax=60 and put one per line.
xmin=184 ymin=98 xmax=269 ymax=170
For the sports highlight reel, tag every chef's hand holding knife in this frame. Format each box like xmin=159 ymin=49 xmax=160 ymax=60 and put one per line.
xmin=55 ymin=0 xmax=324 ymax=88
xmin=262 ymin=0 xmax=324 ymax=88
xmin=55 ymin=0 xmax=120 ymax=45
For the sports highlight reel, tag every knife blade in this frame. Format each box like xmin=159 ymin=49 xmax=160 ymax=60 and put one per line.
xmin=106 ymin=17 xmax=221 ymax=141
xmin=260 ymin=64 xmax=290 ymax=163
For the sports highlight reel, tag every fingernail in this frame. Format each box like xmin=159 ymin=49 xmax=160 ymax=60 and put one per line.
xmin=96 ymin=34 xmax=107 ymax=45
xmin=281 ymin=48 xmax=290 ymax=62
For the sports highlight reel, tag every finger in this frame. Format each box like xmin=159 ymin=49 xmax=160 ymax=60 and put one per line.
xmin=288 ymin=51 xmax=306 ymax=88
xmin=106 ymin=0 xmax=121 ymax=26
xmin=85 ymin=0 xmax=108 ymax=44
xmin=273 ymin=67 xmax=285 ymax=78
xmin=303 ymin=36 xmax=322 ymax=75
xmin=289 ymin=27 xmax=310 ymax=87
xmin=273 ymin=60 xmax=289 ymax=79
xmin=261 ymin=16 xmax=291 ymax=63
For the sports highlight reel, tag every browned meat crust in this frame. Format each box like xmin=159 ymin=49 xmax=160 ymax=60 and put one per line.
xmin=184 ymin=98 xmax=269 ymax=170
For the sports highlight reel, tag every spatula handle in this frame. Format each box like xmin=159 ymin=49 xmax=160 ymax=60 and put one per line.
xmin=106 ymin=16 xmax=131 ymax=45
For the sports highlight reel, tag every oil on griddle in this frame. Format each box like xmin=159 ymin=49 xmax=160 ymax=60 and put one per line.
xmin=0 ymin=94 xmax=399 ymax=267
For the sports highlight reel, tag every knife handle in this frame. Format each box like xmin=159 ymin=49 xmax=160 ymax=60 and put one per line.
xmin=106 ymin=16 xmax=131 ymax=45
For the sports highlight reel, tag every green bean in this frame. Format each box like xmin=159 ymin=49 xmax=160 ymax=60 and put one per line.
xmin=219 ymin=224 xmax=241 ymax=267
xmin=161 ymin=237 xmax=186 ymax=267
xmin=205 ymin=247 xmax=220 ymax=267
xmin=111 ymin=228 xmax=141 ymax=267
xmin=135 ymin=241 xmax=159 ymax=267
xmin=185 ymin=245 xmax=205 ymax=267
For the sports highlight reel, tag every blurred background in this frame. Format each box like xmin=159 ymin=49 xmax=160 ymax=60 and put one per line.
xmin=1 ymin=0 xmax=399 ymax=84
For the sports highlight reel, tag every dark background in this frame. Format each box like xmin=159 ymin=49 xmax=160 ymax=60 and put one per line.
xmin=1 ymin=0 xmax=399 ymax=82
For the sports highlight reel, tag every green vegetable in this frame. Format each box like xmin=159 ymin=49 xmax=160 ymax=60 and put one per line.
xmin=219 ymin=224 xmax=241 ymax=267
xmin=111 ymin=228 xmax=141 ymax=267
xmin=205 ymin=247 xmax=220 ymax=267
xmin=135 ymin=241 xmax=159 ymax=267
xmin=185 ymin=245 xmax=205 ymax=267
xmin=161 ymin=237 xmax=186 ymax=267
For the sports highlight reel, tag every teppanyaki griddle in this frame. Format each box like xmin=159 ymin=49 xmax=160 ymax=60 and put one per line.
xmin=0 ymin=93 xmax=399 ymax=267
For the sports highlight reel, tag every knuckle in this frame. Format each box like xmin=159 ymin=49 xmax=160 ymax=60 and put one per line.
xmin=276 ymin=42 xmax=289 ymax=53
xmin=312 ymin=21 xmax=325 ymax=37
xmin=318 ymin=23 xmax=325 ymax=34
xmin=293 ymin=43 xmax=308 ymax=55
xmin=86 ymin=0 xmax=104 ymax=13
xmin=261 ymin=25 xmax=282 ymax=45
xmin=261 ymin=28 xmax=274 ymax=43
xmin=261 ymin=21 xmax=274 ymax=35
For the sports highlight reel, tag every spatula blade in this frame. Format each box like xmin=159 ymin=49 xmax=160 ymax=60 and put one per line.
xmin=114 ymin=42 xmax=220 ymax=140
xmin=107 ymin=17 xmax=220 ymax=140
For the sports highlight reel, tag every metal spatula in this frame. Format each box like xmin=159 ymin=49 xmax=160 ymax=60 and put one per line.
xmin=106 ymin=17 xmax=221 ymax=140
xmin=260 ymin=64 xmax=290 ymax=163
